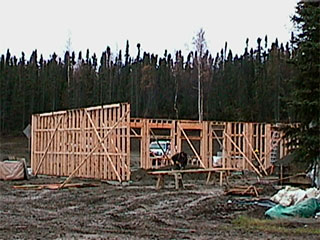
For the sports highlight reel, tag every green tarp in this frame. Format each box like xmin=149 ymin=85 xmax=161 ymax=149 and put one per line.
xmin=265 ymin=198 xmax=320 ymax=219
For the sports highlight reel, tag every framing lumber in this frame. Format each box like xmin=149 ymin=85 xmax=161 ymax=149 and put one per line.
xmin=60 ymin=109 xmax=130 ymax=188
xmin=242 ymin=132 xmax=268 ymax=175
xmin=32 ymin=106 xmax=290 ymax=183
xmin=224 ymin=132 xmax=263 ymax=177
xmin=177 ymin=122 xmax=205 ymax=168
xmin=260 ymin=136 xmax=282 ymax=167
xmin=32 ymin=103 xmax=130 ymax=183
xmin=148 ymin=167 xmax=237 ymax=175
xmin=130 ymin=128 xmax=140 ymax=137
xmin=85 ymin=110 xmax=124 ymax=180
xmin=212 ymin=129 xmax=223 ymax=149
xmin=34 ymin=115 xmax=64 ymax=176
xmin=149 ymin=168 xmax=237 ymax=189
xmin=149 ymin=129 xmax=173 ymax=164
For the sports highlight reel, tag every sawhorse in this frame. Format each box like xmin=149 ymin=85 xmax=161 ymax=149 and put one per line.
xmin=156 ymin=172 xmax=183 ymax=189
xmin=150 ymin=168 xmax=237 ymax=190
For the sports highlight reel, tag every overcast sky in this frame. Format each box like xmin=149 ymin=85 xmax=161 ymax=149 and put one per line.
xmin=1 ymin=0 xmax=298 ymax=60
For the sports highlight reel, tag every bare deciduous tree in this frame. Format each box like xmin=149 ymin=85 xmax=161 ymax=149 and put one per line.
xmin=193 ymin=28 xmax=207 ymax=122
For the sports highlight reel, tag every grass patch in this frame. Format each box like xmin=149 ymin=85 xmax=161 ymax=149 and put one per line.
xmin=232 ymin=215 xmax=320 ymax=235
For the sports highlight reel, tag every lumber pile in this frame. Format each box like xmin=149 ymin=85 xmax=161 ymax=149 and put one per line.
xmin=226 ymin=185 xmax=262 ymax=197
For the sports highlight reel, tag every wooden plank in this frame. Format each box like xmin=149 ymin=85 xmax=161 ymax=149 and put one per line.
xmin=43 ymin=116 xmax=47 ymax=175
xmin=99 ymin=108 xmax=103 ymax=179
xmin=174 ymin=173 xmax=183 ymax=189
xmin=201 ymin=122 xmax=207 ymax=168
xmin=93 ymin=109 xmax=99 ymax=179
xmin=71 ymin=111 xmax=75 ymax=177
xmin=79 ymin=110 xmax=84 ymax=178
xmin=86 ymin=103 xmax=120 ymax=111
xmin=176 ymin=121 xmax=182 ymax=153
xmin=208 ymin=123 xmax=213 ymax=168
xmin=37 ymin=116 xmax=42 ymax=174
xmin=51 ymin=116 xmax=56 ymax=176
xmin=156 ymin=175 xmax=165 ymax=189
xmin=103 ymin=107 xmax=108 ymax=180
xmin=142 ymin=119 xmax=147 ymax=169
xmin=71 ymin=111 xmax=76 ymax=177
xmin=56 ymin=115 xmax=61 ymax=176
xmin=146 ymin=120 xmax=151 ymax=169
xmin=224 ymin=123 xmax=231 ymax=168
xmin=70 ymin=112 xmax=74 ymax=176
xmin=61 ymin=113 xmax=66 ymax=176
xmin=245 ymin=123 xmax=252 ymax=170
xmin=116 ymin=106 xmax=121 ymax=179
xmin=125 ymin=104 xmax=131 ymax=180
xmin=107 ymin=107 xmax=112 ymax=179
xmin=38 ymin=110 xmax=67 ymax=117
xmin=148 ymin=167 xmax=237 ymax=175
xmin=171 ymin=121 xmax=176 ymax=156
xmin=112 ymin=107 xmax=117 ymax=179
xmin=14 ymin=182 xmax=100 ymax=190
xmin=31 ymin=115 xmax=36 ymax=173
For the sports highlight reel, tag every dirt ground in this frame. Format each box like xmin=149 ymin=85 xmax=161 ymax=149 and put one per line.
xmin=0 ymin=136 xmax=319 ymax=240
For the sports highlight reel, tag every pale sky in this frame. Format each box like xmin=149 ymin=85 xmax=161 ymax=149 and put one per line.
xmin=1 ymin=0 xmax=298 ymax=61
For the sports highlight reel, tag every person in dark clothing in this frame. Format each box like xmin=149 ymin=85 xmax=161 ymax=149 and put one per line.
xmin=171 ymin=152 xmax=188 ymax=170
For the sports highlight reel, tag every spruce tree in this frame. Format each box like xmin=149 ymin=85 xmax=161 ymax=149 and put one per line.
xmin=285 ymin=1 xmax=320 ymax=166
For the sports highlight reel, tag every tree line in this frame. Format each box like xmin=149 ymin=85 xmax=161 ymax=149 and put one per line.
xmin=0 ymin=37 xmax=297 ymax=134
xmin=0 ymin=2 xmax=318 ymax=172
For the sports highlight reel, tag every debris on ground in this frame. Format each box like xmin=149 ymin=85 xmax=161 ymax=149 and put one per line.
xmin=271 ymin=186 xmax=320 ymax=207
xmin=233 ymin=198 xmax=277 ymax=208
xmin=226 ymin=185 xmax=262 ymax=197
xmin=13 ymin=182 xmax=100 ymax=190
xmin=265 ymin=198 xmax=320 ymax=219
xmin=264 ymin=186 xmax=320 ymax=219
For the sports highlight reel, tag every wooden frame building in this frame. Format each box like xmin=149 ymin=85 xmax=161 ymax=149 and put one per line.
xmin=31 ymin=103 xmax=289 ymax=182
xmin=130 ymin=118 xmax=288 ymax=177
xmin=31 ymin=103 xmax=131 ymax=182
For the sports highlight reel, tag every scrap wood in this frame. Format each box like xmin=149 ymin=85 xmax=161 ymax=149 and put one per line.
xmin=13 ymin=182 xmax=100 ymax=190
xmin=226 ymin=185 xmax=262 ymax=197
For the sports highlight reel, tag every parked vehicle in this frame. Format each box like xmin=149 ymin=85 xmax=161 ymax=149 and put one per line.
xmin=149 ymin=140 xmax=171 ymax=157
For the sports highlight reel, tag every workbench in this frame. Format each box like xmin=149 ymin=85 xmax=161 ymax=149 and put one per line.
xmin=148 ymin=168 xmax=238 ymax=189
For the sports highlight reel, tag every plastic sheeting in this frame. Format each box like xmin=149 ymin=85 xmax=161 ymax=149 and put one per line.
xmin=270 ymin=186 xmax=320 ymax=207
xmin=0 ymin=159 xmax=27 ymax=180
xmin=265 ymin=198 xmax=320 ymax=219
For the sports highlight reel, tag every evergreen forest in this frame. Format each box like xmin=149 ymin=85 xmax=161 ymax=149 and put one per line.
xmin=0 ymin=36 xmax=298 ymax=134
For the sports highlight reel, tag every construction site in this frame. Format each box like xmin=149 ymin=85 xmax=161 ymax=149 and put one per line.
xmin=1 ymin=103 xmax=319 ymax=239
